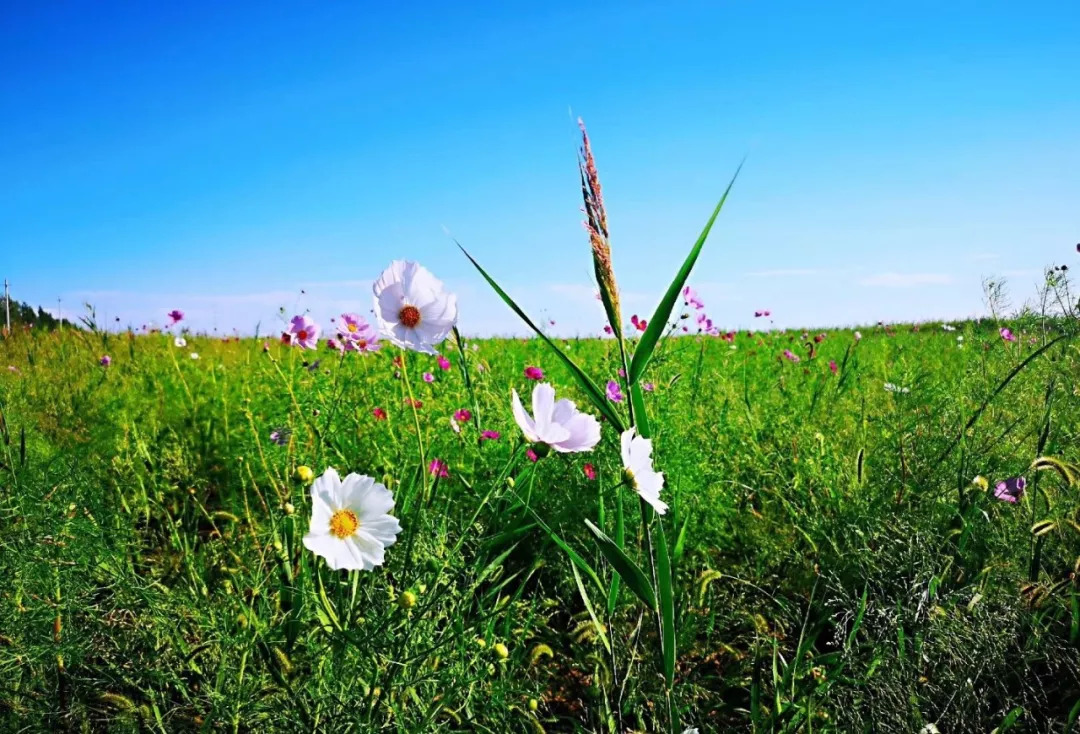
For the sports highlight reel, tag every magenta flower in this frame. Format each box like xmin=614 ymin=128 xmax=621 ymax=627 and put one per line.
xmin=993 ymin=476 xmax=1026 ymax=503
xmin=428 ymin=459 xmax=449 ymax=479
xmin=326 ymin=337 xmax=345 ymax=353
xmin=526 ymin=448 xmax=539 ymax=463
xmin=814 ymin=333 xmax=826 ymax=344
xmin=603 ymin=325 xmax=613 ymax=335
xmin=524 ymin=366 xmax=544 ymax=381
xmin=782 ymin=349 xmax=801 ymax=363
xmin=1000 ymin=327 xmax=1017 ymax=343
xmin=99 ymin=355 xmax=111 ymax=367
xmin=288 ymin=315 xmax=320 ymax=350
xmin=642 ymin=382 xmax=655 ymax=392
xmin=480 ymin=430 xmax=501 ymax=441
xmin=437 ymin=355 xmax=451 ymax=371
xmin=373 ymin=407 xmax=387 ymax=420
xmin=606 ymin=380 xmax=624 ymax=403
xmin=630 ymin=314 xmax=647 ymax=332
xmin=829 ymin=360 xmax=838 ymax=374
xmin=682 ymin=286 xmax=704 ymax=310
xmin=453 ymin=408 xmax=472 ymax=423
xmin=583 ymin=463 xmax=597 ymax=480
xmin=167 ymin=309 xmax=184 ymax=325
xmin=618 ymin=367 xmax=626 ymax=378
xmin=422 ymin=372 xmax=435 ymax=383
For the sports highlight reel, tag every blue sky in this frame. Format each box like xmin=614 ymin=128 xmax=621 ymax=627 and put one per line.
xmin=2 ymin=1 xmax=1078 ymax=336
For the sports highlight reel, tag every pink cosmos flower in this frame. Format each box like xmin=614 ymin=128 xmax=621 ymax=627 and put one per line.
xmin=642 ymin=382 xmax=655 ymax=392
xmin=606 ymin=380 xmax=624 ymax=403
xmin=373 ymin=407 xmax=387 ymax=420
xmin=524 ymin=366 xmax=544 ymax=381
xmin=630 ymin=314 xmax=647 ymax=332
xmin=1000 ymin=327 xmax=1017 ymax=343
xmin=288 ymin=315 xmax=320 ymax=350
xmin=326 ymin=337 xmax=345 ymax=353
xmin=437 ymin=355 xmax=451 ymax=371
xmin=453 ymin=408 xmax=472 ymax=423
xmin=480 ymin=430 xmax=501 ymax=441
xmin=100 ymin=355 xmax=111 ymax=367
xmin=782 ymin=349 xmax=801 ymax=363
xmin=526 ymin=449 xmax=539 ymax=463
xmin=405 ymin=397 xmax=423 ymax=409
xmin=603 ymin=325 xmax=613 ymax=335
xmin=829 ymin=360 xmax=838 ymax=374
xmin=993 ymin=476 xmax=1026 ymax=503
xmin=682 ymin=286 xmax=704 ymax=310
xmin=428 ymin=459 xmax=449 ymax=478
xmin=583 ymin=463 xmax=597 ymax=480
xmin=618 ymin=367 xmax=626 ymax=378
xmin=814 ymin=333 xmax=826 ymax=344
xmin=422 ymin=372 xmax=435 ymax=383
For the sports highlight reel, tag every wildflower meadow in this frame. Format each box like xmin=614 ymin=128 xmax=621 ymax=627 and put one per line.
xmin=3 ymin=126 xmax=1080 ymax=732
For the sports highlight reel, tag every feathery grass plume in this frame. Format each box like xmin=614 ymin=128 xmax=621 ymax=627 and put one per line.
xmin=578 ymin=118 xmax=622 ymax=340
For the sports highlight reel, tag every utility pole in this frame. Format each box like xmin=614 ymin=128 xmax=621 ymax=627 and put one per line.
xmin=3 ymin=279 xmax=9 ymax=333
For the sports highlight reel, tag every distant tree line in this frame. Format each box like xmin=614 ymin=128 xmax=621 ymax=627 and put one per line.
xmin=2 ymin=296 xmax=76 ymax=331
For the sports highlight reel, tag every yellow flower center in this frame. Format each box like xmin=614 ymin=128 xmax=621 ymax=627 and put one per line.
xmin=329 ymin=509 xmax=359 ymax=539
xmin=399 ymin=305 xmax=421 ymax=328
xmin=347 ymin=323 xmax=358 ymax=333
xmin=622 ymin=468 xmax=638 ymax=490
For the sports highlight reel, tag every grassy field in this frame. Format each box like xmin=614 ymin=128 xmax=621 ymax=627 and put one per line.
xmin=3 ymin=294 xmax=1080 ymax=731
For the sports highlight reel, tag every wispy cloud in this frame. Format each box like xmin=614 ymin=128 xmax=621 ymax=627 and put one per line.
xmin=858 ymin=273 xmax=954 ymax=288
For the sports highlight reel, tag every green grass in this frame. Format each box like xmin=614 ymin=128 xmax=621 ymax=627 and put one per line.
xmin=3 ymin=315 xmax=1080 ymax=732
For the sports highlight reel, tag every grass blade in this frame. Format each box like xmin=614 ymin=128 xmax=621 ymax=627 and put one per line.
xmin=456 ymin=240 xmax=626 ymax=431
xmin=655 ymin=515 xmax=676 ymax=688
xmin=585 ymin=518 xmax=656 ymax=610
xmin=628 ymin=163 xmax=742 ymax=385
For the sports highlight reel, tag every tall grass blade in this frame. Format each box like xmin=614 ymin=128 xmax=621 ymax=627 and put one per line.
xmin=628 ymin=163 xmax=742 ymax=385
xmin=585 ymin=519 xmax=656 ymax=610
xmin=456 ymin=240 xmax=626 ymax=431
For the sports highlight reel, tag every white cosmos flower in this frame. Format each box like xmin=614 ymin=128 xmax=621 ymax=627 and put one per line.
xmin=372 ymin=260 xmax=458 ymax=355
xmin=174 ymin=336 xmax=187 ymax=347
xmin=189 ymin=352 xmax=199 ymax=360
xmin=511 ymin=382 xmax=600 ymax=453
xmin=302 ymin=467 xmax=401 ymax=571
xmin=621 ymin=427 xmax=667 ymax=515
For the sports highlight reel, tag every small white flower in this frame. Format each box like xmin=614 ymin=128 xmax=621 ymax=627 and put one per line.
xmin=174 ymin=336 xmax=187 ymax=348
xmin=189 ymin=352 xmax=199 ymax=360
xmin=621 ymin=427 xmax=667 ymax=515
xmin=883 ymin=382 xmax=910 ymax=394
xmin=942 ymin=324 xmax=955 ymax=332
xmin=854 ymin=331 xmax=862 ymax=341
xmin=511 ymin=383 xmax=600 ymax=453
xmin=450 ymin=417 xmax=461 ymax=434
xmin=372 ymin=260 xmax=458 ymax=355
xmin=302 ymin=468 xmax=401 ymax=571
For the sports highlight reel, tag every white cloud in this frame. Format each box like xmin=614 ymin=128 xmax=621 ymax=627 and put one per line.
xmin=857 ymin=273 xmax=954 ymax=288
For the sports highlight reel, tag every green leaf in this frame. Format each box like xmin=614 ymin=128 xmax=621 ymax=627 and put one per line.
xmin=628 ymin=163 xmax=742 ymax=385
xmin=521 ymin=502 xmax=605 ymax=595
xmin=654 ymin=513 xmax=677 ymax=688
xmin=456 ymin=240 xmax=626 ymax=432
xmin=606 ymin=490 xmax=625 ymax=615
xmin=570 ymin=563 xmax=611 ymax=653
xmin=584 ymin=518 xmax=656 ymax=610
